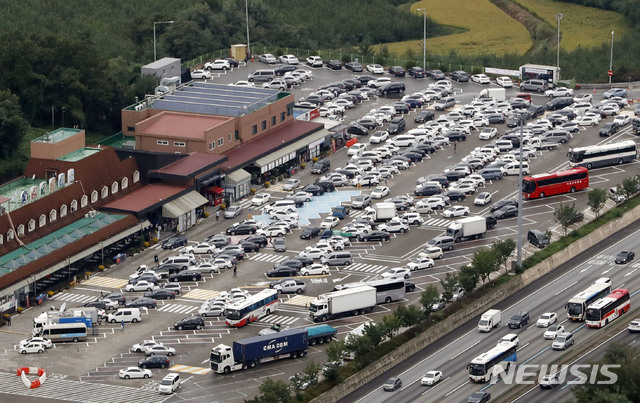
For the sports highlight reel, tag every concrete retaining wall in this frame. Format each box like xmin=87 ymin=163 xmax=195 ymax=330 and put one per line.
xmin=311 ymin=204 xmax=640 ymax=403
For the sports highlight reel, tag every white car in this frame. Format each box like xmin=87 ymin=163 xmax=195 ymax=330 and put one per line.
xmin=421 ymin=370 xmax=443 ymax=386
xmin=192 ymin=263 xmax=220 ymax=274
xmin=419 ymin=246 xmax=444 ymax=260
xmin=19 ymin=342 xmax=45 ymax=354
xmin=204 ymin=59 xmax=231 ymax=70
xmin=381 ymin=267 xmax=411 ymax=280
xmin=320 ymin=216 xmax=340 ymax=229
xmin=257 ymin=226 xmax=287 ymax=237
xmin=545 ymin=87 xmax=574 ymax=97
xmin=251 ymin=193 xmax=271 ymax=206
xmin=347 ymin=143 xmax=367 ymax=156
xmin=183 ymin=243 xmax=217 ymax=254
xmin=573 ymin=93 xmax=593 ymax=103
xmin=300 ymin=263 xmax=330 ymax=276
xmin=211 ymin=257 xmax=234 ymax=270
xmin=162 ymin=283 xmax=182 ymax=295
xmin=119 ymin=367 xmax=153 ymax=379
xmin=628 ymin=319 xmax=640 ymax=332
xmin=407 ymin=257 xmax=435 ymax=271
xmin=479 ymin=127 xmax=498 ymax=140
xmin=442 ymin=205 xmax=470 ymax=218
xmin=423 ymin=196 xmax=448 ymax=210
xmin=299 ymin=247 xmax=331 ymax=260
xmin=280 ymin=54 xmax=299 ymax=64
xmin=125 ymin=281 xmax=158 ymax=292
xmin=474 ymin=192 xmax=492 ymax=206
xmin=613 ymin=115 xmax=631 ymax=126
xmin=191 ymin=69 xmax=212 ymax=80
xmin=367 ymin=64 xmax=384 ymax=74
xmin=258 ymin=54 xmax=277 ymax=64
xmin=496 ymin=76 xmax=513 ymax=88
xmin=132 ymin=340 xmax=163 ymax=353
xmin=230 ymin=80 xmax=255 ymax=87
xmin=283 ymin=179 xmax=301 ymax=191
xmin=20 ymin=337 xmax=52 ymax=349
xmin=334 ymin=98 xmax=354 ymax=109
xmin=371 ymin=186 xmax=390 ymax=199
xmin=198 ymin=303 xmax=226 ymax=317
xmin=378 ymin=220 xmax=409 ymax=233
xmin=574 ymin=115 xmax=599 ymax=126
xmin=368 ymin=77 xmax=392 ymax=88
xmin=471 ymin=74 xmax=490 ymax=84
xmin=306 ymin=55 xmax=323 ymax=67
xmin=498 ymin=333 xmax=520 ymax=347
xmin=536 ymin=312 xmax=558 ymax=327
xmin=370 ymin=131 xmax=389 ymax=144
xmin=145 ymin=345 xmax=176 ymax=356
xmin=544 ymin=324 xmax=565 ymax=340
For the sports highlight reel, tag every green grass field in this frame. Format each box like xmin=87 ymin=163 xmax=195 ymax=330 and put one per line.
xmin=514 ymin=0 xmax=631 ymax=51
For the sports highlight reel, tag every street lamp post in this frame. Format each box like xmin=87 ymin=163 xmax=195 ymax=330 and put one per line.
xmin=516 ymin=112 xmax=526 ymax=269
xmin=245 ymin=0 xmax=251 ymax=59
xmin=555 ymin=14 xmax=562 ymax=81
xmin=417 ymin=8 xmax=426 ymax=71
xmin=153 ymin=20 xmax=174 ymax=61
xmin=609 ymin=30 xmax=614 ymax=85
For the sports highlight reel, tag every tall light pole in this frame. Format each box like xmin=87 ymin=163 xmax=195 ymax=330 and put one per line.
xmin=245 ymin=0 xmax=251 ymax=59
xmin=417 ymin=8 xmax=427 ymax=71
xmin=609 ymin=30 xmax=614 ymax=85
xmin=153 ymin=20 xmax=174 ymax=61
xmin=516 ymin=111 xmax=526 ymax=269
xmin=555 ymin=14 xmax=562 ymax=81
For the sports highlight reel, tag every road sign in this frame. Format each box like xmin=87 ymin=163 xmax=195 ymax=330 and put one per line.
xmin=608 ymin=70 xmax=613 ymax=76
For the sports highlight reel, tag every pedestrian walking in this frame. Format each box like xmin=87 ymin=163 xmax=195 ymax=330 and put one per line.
xmin=453 ymin=142 xmax=457 ymax=154
xmin=154 ymin=255 xmax=159 ymax=266
xmin=6 ymin=314 xmax=11 ymax=326
xmin=121 ymin=320 xmax=125 ymax=331
xmin=233 ymin=267 xmax=237 ymax=277
xmin=216 ymin=211 xmax=220 ymax=221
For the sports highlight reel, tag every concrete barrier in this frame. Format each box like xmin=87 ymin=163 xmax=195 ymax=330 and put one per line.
xmin=311 ymin=204 xmax=640 ymax=403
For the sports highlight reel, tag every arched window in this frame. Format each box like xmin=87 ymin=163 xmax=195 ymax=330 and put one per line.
xmin=70 ymin=200 xmax=78 ymax=212
xmin=6 ymin=229 xmax=13 ymax=240
xmin=60 ymin=204 xmax=68 ymax=217
xmin=121 ymin=177 xmax=129 ymax=190
xmin=39 ymin=214 xmax=46 ymax=228
xmin=133 ymin=170 xmax=140 ymax=183
xmin=17 ymin=224 xmax=25 ymax=236
xmin=91 ymin=190 xmax=98 ymax=203
xmin=49 ymin=209 xmax=57 ymax=222
xmin=81 ymin=195 xmax=88 ymax=208
xmin=101 ymin=186 xmax=108 ymax=199
xmin=111 ymin=182 xmax=118 ymax=194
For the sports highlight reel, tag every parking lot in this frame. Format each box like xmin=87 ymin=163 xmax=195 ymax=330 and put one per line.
xmin=3 ymin=58 xmax=640 ymax=403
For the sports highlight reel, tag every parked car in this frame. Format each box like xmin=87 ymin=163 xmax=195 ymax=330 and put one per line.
xmin=162 ymin=236 xmax=187 ymax=250
xmin=174 ymin=316 xmax=205 ymax=330
xmin=138 ymin=355 xmax=171 ymax=369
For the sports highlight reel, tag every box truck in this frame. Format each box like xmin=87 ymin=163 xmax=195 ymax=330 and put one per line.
xmin=309 ymin=286 xmax=377 ymax=322
xmin=210 ymin=329 xmax=309 ymax=374
xmin=478 ymin=309 xmax=501 ymax=332
xmin=475 ymin=88 xmax=506 ymax=102
xmin=362 ymin=203 xmax=396 ymax=222
xmin=446 ymin=216 xmax=487 ymax=242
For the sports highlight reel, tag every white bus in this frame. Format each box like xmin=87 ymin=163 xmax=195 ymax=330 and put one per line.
xmin=468 ymin=342 xmax=517 ymax=383
xmin=565 ymin=279 xmax=612 ymax=321
xmin=41 ymin=323 xmax=88 ymax=342
xmin=569 ymin=140 xmax=637 ymax=170
xmin=333 ymin=278 xmax=406 ymax=304
xmin=225 ymin=289 xmax=279 ymax=328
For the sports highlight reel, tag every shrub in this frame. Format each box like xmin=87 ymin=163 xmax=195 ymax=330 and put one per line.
xmin=300 ymin=163 xmax=306 ymax=169
xmin=143 ymin=241 xmax=150 ymax=248
xmin=278 ymin=175 xmax=284 ymax=182
xmin=264 ymin=182 xmax=271 ymax=188
xmin=220 ymin=204 xmax=227 ymax=210
xmin=47 ymin=290 xmax=55 ymax=297
xmin=312 ymin=157 xmax=319 ymax=162
xmin=204 ymin=212 xmax=209 ymax=218
xmin=98 ymin=265 xmax=106 ymax=271
xmin=250 ymin=188 xmax=256 ymax=195
xmin=17 ymin=307 xmax=23 ymax=314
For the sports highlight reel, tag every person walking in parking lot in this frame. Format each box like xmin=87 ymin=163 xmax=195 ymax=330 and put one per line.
xmin=216 ymin=211 xmax=220 ymax=221
xmin=121 ymin=320 xmax=125 ymax=331
xmin=453 ymin=142 xmax=457 ymax=154
xmin=233 ymin=266 xmax=237 ymax=277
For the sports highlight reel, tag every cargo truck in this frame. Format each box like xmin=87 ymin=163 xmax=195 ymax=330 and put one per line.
xmin=362 ymin=203 xmax=396 ymax=222
xmin=33 ymin=306 xmax=97 ymax=336
xmin=475 ymin=88 xmax=506 ymax=102
xmin=446 ymin=216 xmax=487 ymax=242
xmin=633 ymin=118 xmax=640 ymax=135
xmin=478 ymin=309 xmax=502 ymax=332
xmin=210 ymin=329 xmax=309 ymax=374
xmin=309 ymin=286 xmax=377 ymax=322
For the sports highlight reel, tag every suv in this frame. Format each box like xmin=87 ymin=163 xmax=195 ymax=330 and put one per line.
xmin=263 ymin=79 xmax=288 ymax=91
xmin=407 ymin=67 xmax=425 ymax=78
xmin=311 ymin=159 xmax=330 ymax=174
xmin=379 ymin=83 xmax=405 ymax=95
xmin=388 ymin=66 xmax=406 ymax=77
xmin=158 ymin=373 xmax=181 ymax=394
xmin=451 ymin=71 xmax=470 ymax=82
xmin=508 ymin=311 xmax=530 ymax=328
xmin=174 ymin=316 xmax=205 ymax=330
xmin=520 ymin=79 xmax=549 ymax=93
xmin=388 ymin=117 xmax=406 ymax=134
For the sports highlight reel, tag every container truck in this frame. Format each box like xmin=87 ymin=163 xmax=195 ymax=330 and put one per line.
xmin=446 ymin=216 xmax=487 ymax=242
xmin=309 ymin=286 xmax=376 ymax=322
xmin=362 ymin=203 xmax=396 ymax=222
xmin=210 ymin=329 xmax=309 ymax=374
xmin=475 ymin=88 xmax=506 ymax=102
xmin=478 ymin=309 xmax=502 ymax=332
xmin=306 ymin=324 xmax=338 ymax=345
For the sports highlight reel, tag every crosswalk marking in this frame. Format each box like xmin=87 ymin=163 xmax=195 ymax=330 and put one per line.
xmin=182 ymin=289 xmax=221 ymax=301
xmin=82 ymin=276 xmax=129 ymax=289
xmin=257 ymin=314 xmax=299 ymax=325
xmin=157 ymin=303 xmax=198 ymax=314
xmin=51 ymin=292 xmax=98 ymax=304
xmin=421 ymin=218 xmax=451 ymax=227
xmin=344 ymin=262 xmax=389 ymax=273
xmin=170 ymin=364 xmax=211 ymax=375
xmin=283 ymin=295 xmax=315 ymax=307
xmin=249 ymin=253 xmax=289 ymax=263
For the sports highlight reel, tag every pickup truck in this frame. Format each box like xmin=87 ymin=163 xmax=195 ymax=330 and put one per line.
xmin=270 ymin=279 xmax=306 ymax=294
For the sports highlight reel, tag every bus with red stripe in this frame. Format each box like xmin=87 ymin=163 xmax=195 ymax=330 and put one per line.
xmin=585 ymin=289 xmax=630 ymax=328
xmin=225 ymin=289 xmax=279 ymax=328
xmin=522 ymin=167 xmax=588 ymax=199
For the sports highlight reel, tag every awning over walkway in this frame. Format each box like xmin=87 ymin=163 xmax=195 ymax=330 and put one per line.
xmin=162 ymin=191 xmax=208 ymax=218
xmin=254 ymin=129 xmax=329 ymax=168
xmin=225 ymin=169 xmax=251 ymax=184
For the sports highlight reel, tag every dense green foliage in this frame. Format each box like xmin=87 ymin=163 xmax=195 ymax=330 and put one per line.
xmin=557 ymin=0 xmax=640 ymax=27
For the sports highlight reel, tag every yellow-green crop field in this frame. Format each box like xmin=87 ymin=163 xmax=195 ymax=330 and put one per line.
xmin=513 ymin=0 xmax=631 ymax=51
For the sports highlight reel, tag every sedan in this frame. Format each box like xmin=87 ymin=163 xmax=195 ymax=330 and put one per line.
xmin=540 ymin=374 xmax=562 ymax=389
xmin=143 ymin=289 xmax=176 ymax=300
xmin=198 ymin=304 xmax=226 ymax=317
xmin=381 ymin=268 xmax=411 ymax=280
xmin=287 ymin=191 xmax=313 ymax=203
xmin=494 ymin=205 xmax=519 ymax=219
xmin=345 ymin=62 xmax=363 ymax=72
xmin=124 ymin=281 xmax=158 ymax=292
xmin=367 ymin=64 xmax=384 ymax=74
xmin=19 ymin=342 xmax=45 ymax=354
xmin=496 ymin=76 xmax=513 ymax=87
xmin=300 ymin=226 xmax=321 ymax=239
xmin=474 ymin=192 xmax=492 ymax=206
xmin=300 ymin=263 xmax=330 ymax=276
xmin=468 ymin=392 xmax=491 ymax=403
xmin=283 ymin=179 xmax=301 ymax=191
xmin=183 ymin=243 xmax=217 ymax=254
xmin=226 ymin=224 xmax=257 ymax=235
xmin=371 ymin=186 xmax=390 ymax=199
xmin=126 ymin=297 xmax=158 ymax=309
xmin=471 ymin=74 xmax=490 ymax=84
xmin=258 ymin=53 xmax=277 ymax=64
xmin=19 ymin=337 xmax=53 ymax=349
xmin=615 ymin=250 xmax=635 ymax=264
xmin=320 ymin=216 xmax=340 ymax=229
xmin=251 ymin=193 xmax=271 ymax=206
xmin=442 ymin=206 xmax=470 ymax=218
xmin=162 ymin=236 xmax=187 ymax=249
xmin=279 ymin=54 xmax=299 ymax=64
xmin=326 ymin=60 xmax=342 ymax=70
xmin=545 ymin=87 xmax=574 ymax=97
xmin=574 ymin=115 xmax=599 ymax=126
xmin=119 ymin=367 xmax=153 ymax=379
xmin=603 ymin=88 xmax=627 ymax=98
xmin=536 ymin=312 xmax=558 ymax=327
xmin=168 ymin=270 xmax=203 ymax=282
xmin=138 ymin=355 xmax=170 ymax=369
xmin=224 ymin=206 xmax=242 ymax=219
xmin=421 ymin=370 xmax=443 ymax=386
xmin=266 ymin=267 xmax=298 ymax=278
xmin=358 ymin=231 xmax=391 ymax=242
xmin=407 ymin=257 xmax=435 ymax=271
xmin=145 ymin=345 xmax=176 ymax=356
xmin=479 ymin=128 xmax=498 ymax=140
xmin=613 ymin=115 xmax=630 ymax=126
xmin=370 ymin=131 xmax=389 ymax=144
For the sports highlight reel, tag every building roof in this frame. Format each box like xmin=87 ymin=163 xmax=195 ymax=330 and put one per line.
xmin=222 ymin=120 xmax=323 ymax=173
xmin=142 ymin=57 xmax=180 ymax=70
xmin=150 ymin=152 xmax=227 ymax=178
xmin=140 ymin=112 xmax=229 ymax=140
xmin=32 ymin=128 xmax=83 ymax=144
xmin=101 ymin=184 xmax=187 ymax=214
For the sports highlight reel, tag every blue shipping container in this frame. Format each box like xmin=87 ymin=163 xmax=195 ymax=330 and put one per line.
xmin=233 ymin=329 xmax=307 ymax=363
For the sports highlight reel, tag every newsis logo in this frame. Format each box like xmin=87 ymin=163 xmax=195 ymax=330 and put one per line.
xmin=494 ymin=364 xmax=620 ymax=385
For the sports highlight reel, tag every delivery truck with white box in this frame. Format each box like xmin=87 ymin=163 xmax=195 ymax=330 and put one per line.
xmin=478 ymin=309 xmax=502 ymax=332
xmin=309 ymin=286 xmax=377 ymax=322
xmin=446 ymin=216 xmax=487 ymax=242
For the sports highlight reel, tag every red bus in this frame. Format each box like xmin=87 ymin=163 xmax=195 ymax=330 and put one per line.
xmin=585 ymin=289 xmax=630 ymax=328
xmin=522 ymin=167 xmax=588 ymax=199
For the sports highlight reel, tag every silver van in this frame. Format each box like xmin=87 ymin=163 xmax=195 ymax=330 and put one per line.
xmin=426 ymin=236 xmax=455 ymax=251
xmin=543 ymin=130 xmax=571 ymax=144
xmin=158 ymin=373 xmax=181 ymax=394
xmin=321 ymin=251 xmax=353 ymax=266
xmin=501 ymin=161 xmax=530 ymax=176
xmin=248 ymin=69 xmax=275 ymax=83
xmin=162 ymin=255 xmax=196 ymax=269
